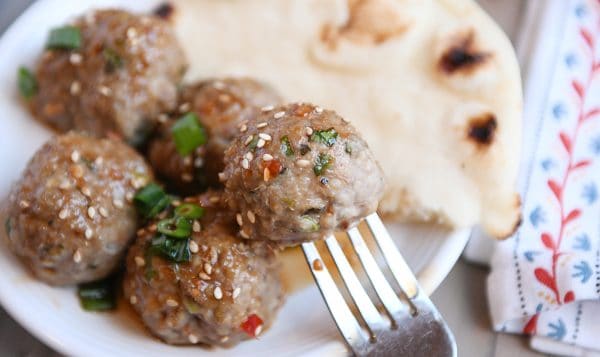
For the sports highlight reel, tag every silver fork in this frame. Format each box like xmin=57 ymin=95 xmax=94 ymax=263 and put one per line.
xmin=301 ymin=213 xmax=457 ymax=357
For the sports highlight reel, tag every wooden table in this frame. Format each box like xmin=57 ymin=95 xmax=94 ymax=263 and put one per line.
xmin=0 ymin=0 xmax=545 ymax=356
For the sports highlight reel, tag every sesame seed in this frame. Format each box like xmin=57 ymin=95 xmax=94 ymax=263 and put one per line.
xmin=166 ymin=299 xmax=179 ymax=307
xmin=113 ymin=199 xmax=124 ymax=208
xmin=129 ymin=295 xmax=137 ymax=305
xmin=126 ymin=27 xmax=137 ymax=39
xmin=188 ymin=334 xmax=199 ymax=344
xmin=69 ymin=53 xmax=83 ymax=65
xmin=240 ymin=230 xmax=250 ymax=239
xmin=213 ymin=287 xmax=223 ymax=300
xmin=157 ymin=113 xmax=169 ymax=123
xmin=210 ymin=247 xmax=218 ymax=264
xmin=257 ymin=139 xmax=266 ymax=148
xmin=258 ymin=133 xmax=272 ymax=141
xmin=70 ymin=150 xmax=80 ymax=162
xmin=182 ymin=173 xmax=193 ymax=182
xmin=85 ymin=228 xmax=93 ymax=239
xmin=218 ymin=172 xmax=227 ymax=182
xmin=73 ymin=250 xmax=82 ymax=263
xmin=189 ymin=240 xmax=199 ymax=253
xmin=199 ymin=272 xmax=211 ymax=280
xmin=261 ymin=105 xmax=274 ymax=112
xmin=244 ymin=135 xmax=254 ymax=146
xmin=213 ymin=81 xmax=225 ymax=90
xmin=19 ymin=200 xmax=29 ymax=209
xmin=236 ymin=213 xmax=243 ymax=226
xmin=98 ymin=86 xmax=112 ymax=96
xmin=87 ymin=206 xmax=96 ymax=219
xmin=247 ymin=210 xmax=256 ymax=223
xmin=99 ymin=207 xmax=109 ymax=218
xmin=134 ymin=256 xmax=145 ymax=267
xmin=263 ymin=167 xmax=271 ymax=181
xmin=305 ymin=127 xmax=314 ymax=135
xmin=220 ymin=336 xmax=230 ymax=343
xmin=241 ymin=159 xmax=249 ymax=169
xmin=59 ymin=208 xmax=69 ymax=219
xmin=245 ymin=152 xmax=254 ymax=161
xmin=209 ymin=195 xmax=219 ymax=202
xmin=81 ymin=186 xmax=91 ymax=197
xmin=204 ymin=263 xmax=212 ymax=275
xmin=59 ymin=180 xmax=71 ymax=190
xmin=232 ymin=287 xmax=241 ymax=299
xmin=274 ymin=111 xmax=285 ymax=119
xmin=172 ymin=200 xmax=181 ymax=207
xmin=262 ymin=154 xmax=273 ymax=161
xmin=239 ymin=124 xmax=248 ymax=133
xmin=183 ymin=156 xmax=192 ymax=166
xmin=194 ymin=157 xmax=204 ymax=168
xmin=94 ymin=157 xmax=103 ymax=166
xmin=126 ymin=192 xmax=134 ymax=202
xmin=256 ymin=122 xmax=268 ymax=128
xmin=296 ymin=159 xmax=311 ymax=167
xmin=255 ymin=325 xmax=263 ymax=336
xmin=315 ymin=106 xmax=323 ymax=113
xmin=179 ymin=102 xmax=191 ymax=113
xmin=70 ymin=81 xmax=81 ymax=95
xmin=193 ymin=221 xmax=201 ymax=232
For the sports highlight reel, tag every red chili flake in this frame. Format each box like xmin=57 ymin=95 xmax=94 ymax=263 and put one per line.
xmin=262 ymin=159 xmax=282 ymax=179
xmin=240 ymin=314 xmax=263 ymax=337
xmin=293 ymin=104 xmax=313 ymax=117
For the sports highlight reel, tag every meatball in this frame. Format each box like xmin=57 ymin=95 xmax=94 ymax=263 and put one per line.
xmin=221 ymin=102 xmax=385 ymax=246
xmin=29 ymin=9 xmax=187 ymax=145
xmin=147 ymin=78 xmax=282 ymax=193
xmin=123 ymin=191 xmax=284 ymax=347
xmin=4 ymin=132 xmax=152 ymax=285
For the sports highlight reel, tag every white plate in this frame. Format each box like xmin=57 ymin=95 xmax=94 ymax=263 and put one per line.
xmin=0 ymin=0 xmax=471 ymax=356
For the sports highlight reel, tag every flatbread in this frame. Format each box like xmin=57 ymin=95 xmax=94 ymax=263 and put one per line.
xmin=172 ymin=0 xmax=523 ymax=239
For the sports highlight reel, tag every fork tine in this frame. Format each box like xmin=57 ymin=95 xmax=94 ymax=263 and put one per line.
xmin=347 ymin=227 xmax=408 ymax=318
xmin=365 ymin=213 xmax=419 ymax=299
xmin=324 ymin=235 xmax=384 ymax=332
xmin=301 ymin=242 xmax=367 ymax=347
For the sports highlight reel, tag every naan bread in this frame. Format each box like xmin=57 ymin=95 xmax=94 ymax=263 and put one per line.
xmin=172 ymin=0 xmax=523 ymax=239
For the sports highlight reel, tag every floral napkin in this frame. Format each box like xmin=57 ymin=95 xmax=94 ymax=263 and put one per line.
xmin=474 ymin=0 xmax=600 ymax=355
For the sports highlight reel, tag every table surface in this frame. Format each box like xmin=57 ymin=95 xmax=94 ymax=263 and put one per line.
xmin=0 ymin=0 xmax=546 ymax=356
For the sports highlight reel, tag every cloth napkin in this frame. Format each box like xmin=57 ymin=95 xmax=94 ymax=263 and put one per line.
xmin=465 ymin=0 xmax=600 ymax=355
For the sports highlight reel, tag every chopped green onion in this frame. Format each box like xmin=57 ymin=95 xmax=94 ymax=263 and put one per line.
xmin=175 ymin=203 xmax=205 ymax=219
xmin=78 ymin=277 xmax=116 ymax=311
xmin=313 ymin=153 xmax=333 ymax=176
xmin=134 ymin=183 xmax=171 ymax=219
xmin=157 ymin=216 xmax=192 ymax=238
xmin=310 ymin=128 xmax=338 ymax=147
xmin=4 ymin=217 xmax=11 ymax=235
xmin=103 ymin=47 xmax=123 ymax=73
xmin=46 ymin=26 xmax=82 ymax=50
xmin=149 ymin=235 xmax=191 ymax=263
xmin=299 ymin=215 xmax=320 ymax=232
xmin=17 ymin=67 xmax=37 ymax=99
xmin=280 ymin=136 xmax=294 ymax=157
xmin=171 ymin=113 xmax=207 ymax=156
xmin=247 ymin=136 xmax=259 ymax=151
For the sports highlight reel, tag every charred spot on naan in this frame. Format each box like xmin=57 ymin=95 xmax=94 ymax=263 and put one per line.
xmin=439 ymin=31 xmax=490 ymax=74
xmin=467 ymin=113 xmax=497 ymax=147
xmin=153 ymin=2 xmax=175 ymax=21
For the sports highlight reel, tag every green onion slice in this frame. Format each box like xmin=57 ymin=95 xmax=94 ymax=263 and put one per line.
xmin=157 ymin=216 xmax=192 ymax=238
xmin=313 ymin=153 xmax=333 ymax=176
xmin=78 ymin=277 xmax=116 ymax=311
xmin=149 ymin=235 xmax=191 ymax=263
xmin=134 ymin=183 xmax=171 ymax=219
xmin=17 ymin=67 xmax=37 ymax=99
xmin=310 ymin=128 xmax=338 ymax=147
xmin=280 ymin=136 xmax=294 ymax=157
xmin=46 ymin=26 xmax=82 ymax=50
xmin=175 ymin=203 xmax=205 ymax=219
xmin=171 ymin=113 xmax=207 ymax=156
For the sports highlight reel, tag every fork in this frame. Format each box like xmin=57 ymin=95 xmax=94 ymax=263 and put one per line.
xmin=301 ymin=213 xmax=457 ymax=357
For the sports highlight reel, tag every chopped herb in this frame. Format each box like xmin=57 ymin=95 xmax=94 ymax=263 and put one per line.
xmin=103 ymin=47 xmax=123 ymax=73
xmin=4 ymin=217 xmax=11 ymax=235
xmin=134 ymin=183 xmax=171 ymax=219
xmin=299 ymin=215 xmax=320 ymax=232
xmin=299 ymin=144 xmax=311 ymax=156
xmin=78 ymin=277 xmax=116 ymax=311
xmin=280 ymin=136 xmax=294 ymax=157
xmin=17 ymin=67 xmax=37 ymax=99
xmin=345 ymin=142 xmax=353 ymax=155
xmin=175 ymin=203 xmax=204 ymax=219
xmin=247 ymin=136 xmax=259 ymax=151
xmin=157 ymin=216 xmax=192 ymax=238
xmin=149 ymin=235 xmax=191 ymax=263
xmin=46 ymin=26 xmax=82 ymax=50
xmin=171 ymin=113 xmax=207 ymax=156
xmin=310 ymin=128 xmax=338 ymax=147
xmin=313 ymin=153 xmax=333 ymax=176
